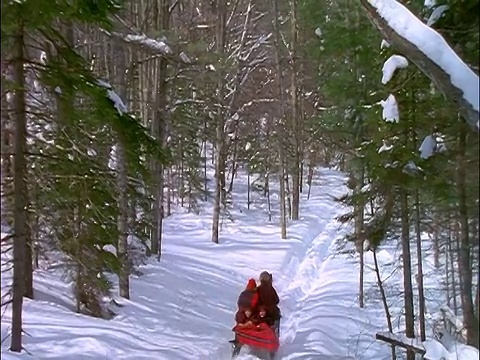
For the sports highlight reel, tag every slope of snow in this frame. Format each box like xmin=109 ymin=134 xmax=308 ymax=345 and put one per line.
xmin=1 ymin=168 xmax=362 ymax=359
xmin=424 ymin=339 xmax=479 ymax=360
xmin=2 ymin=165 xmax=478 ymax=360
xmin=368 ymin=0 xmax=479 ymax=113
xmin=362 ymin=235 xmax=479 ymax=360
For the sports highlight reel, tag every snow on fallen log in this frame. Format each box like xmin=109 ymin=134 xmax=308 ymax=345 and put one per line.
xmin=359 ymin=0 xmax=479 ymax=131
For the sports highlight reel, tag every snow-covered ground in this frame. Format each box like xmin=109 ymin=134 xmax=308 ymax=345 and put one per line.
xmin=1 ymin=167 xmax=478 ymax=359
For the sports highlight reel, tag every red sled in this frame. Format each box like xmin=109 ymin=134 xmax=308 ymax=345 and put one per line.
xmin=232 ymin=322 xmax=280 ymax=353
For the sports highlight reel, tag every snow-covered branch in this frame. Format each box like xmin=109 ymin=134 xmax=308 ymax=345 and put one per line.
xmin=101 ymin=30 xmax=192 ymax=65
xmin=359 ymin=0 xmax=479 ymax=131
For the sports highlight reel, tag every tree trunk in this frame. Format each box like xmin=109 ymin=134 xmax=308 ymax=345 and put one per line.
xmin=166 ymin=168 xmax=172 ymax=216
xmin=448 ymin=220 xmax=458 ymax=313
xmin=456 ymin=121 xmax=478 ymax=348
xmin=203 ymin=137 xmax=208 ymax=202
xmin=271 ymin=0 xmax=287 ymax=239
xmin=247 ymin=171 xmax=250 ymax=210
xmin=476 ymin=272 xmax=479 ymax=328
xmin=180 ymin=145 xmax=184 ymax=207
xmin=188 ymin=173 xmax=193 ymax=211
xmin=298 ymin=63 xmax=305 ymax=196
xmin=355 ymin=169 xmax=365 ymax=308
xmin=289 ymin=0 xmax=300 ymax=221
xmin=211 ymin=0 xmax=227 ymax=244
xmin=0 ymin=63 xmax=13 ymax=228
xmin=306 ymin=151 xmax=315 ymax=200
xmin=264 ymin=167 xmax=269 ymax=198
xmin=285 ymin=170 xmax=292 ymax=219
xmin=433 ymin=226 xmax=440 ymax=269
xmin=24 ymin=227 xmax=33 ymax=299
xmin=266 ymin=171 xmax=272 ymax=222
xmin=414 ymin=190 xmax=426 ymax=341
xmin=10 ymin=17 xmax=27 ymax=352
xmin=227 ymin=135 xmax=238 ymax=194
xmin=113 ymin=38 xmax=130 ymax=299
xmin=151 ymin=0 xmax=170 ymax=256
xmin=445 ymin=237 xmax=451 ymax=308
xmin=116 ymin=142 xmax=130 ymax=298
xmin=400 ymin=189 xmax=415 ymax=360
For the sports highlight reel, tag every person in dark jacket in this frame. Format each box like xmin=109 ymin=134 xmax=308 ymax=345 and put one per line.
xmin=237 ymin=278 xmax=259 ymax=310
xmin=256 ymin=271 xmax=280 ymax=321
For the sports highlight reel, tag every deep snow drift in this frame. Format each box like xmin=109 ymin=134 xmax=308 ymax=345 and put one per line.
xmin=1 ymin=167 xmax=478 ymax=359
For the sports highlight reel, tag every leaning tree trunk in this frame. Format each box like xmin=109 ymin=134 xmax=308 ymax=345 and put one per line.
xmin=10 ymin=16 xmax=28 ymax=353
xmin=373 ymin=249 xmax=396 ymax=359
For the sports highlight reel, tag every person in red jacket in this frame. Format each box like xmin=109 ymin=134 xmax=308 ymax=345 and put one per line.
xmin=256 ymin=271 xmax=280 ymax=321
xmin=234 ymin=278 xmax=259 ymax=330
xmin=237 ymin=278 xmax=259 ymax=310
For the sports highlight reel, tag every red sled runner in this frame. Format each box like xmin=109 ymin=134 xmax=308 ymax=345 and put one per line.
xmin=230 ymin=321 xmax=280 ymax=360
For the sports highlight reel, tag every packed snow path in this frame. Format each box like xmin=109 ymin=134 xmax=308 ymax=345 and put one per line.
xmin=271 ymin=174 xmax=385 ymax=360
xmin=2 ymin=168 xmax=387 ymax=360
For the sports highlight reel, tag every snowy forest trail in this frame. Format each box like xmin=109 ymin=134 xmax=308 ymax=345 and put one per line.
xmin=268 ymin=172 xmax=385 ymax=360
xmin=273 ymin=173 xmax=353 ymax=359
xmin=1 ymin=168 xmax=385 ymax=360
xmin=225 ymin=169 xmax=387 ymax=360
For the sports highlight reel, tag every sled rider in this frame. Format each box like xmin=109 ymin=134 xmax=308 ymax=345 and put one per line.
xmin=256 ymin=271 xmax=280 ymax=322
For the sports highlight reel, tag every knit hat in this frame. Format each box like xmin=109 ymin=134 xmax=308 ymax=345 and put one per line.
xmin=246 ymin=278 xmax=256 ymax=290
xmin=259 ymin=271 xmax=272 ymax=283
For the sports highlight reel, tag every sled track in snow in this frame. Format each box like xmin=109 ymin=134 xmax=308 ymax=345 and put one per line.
xmin=275 ymin=173 xmax=351 ymax=360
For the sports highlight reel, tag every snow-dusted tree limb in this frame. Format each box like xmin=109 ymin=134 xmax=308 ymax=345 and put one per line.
xmin=102 ymin=29 xmax=192 ymax=65
xmin=358 ymin=0 xmax=479 ymax=131
xmin=100 ymin=16 xmax=192 ymax=64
